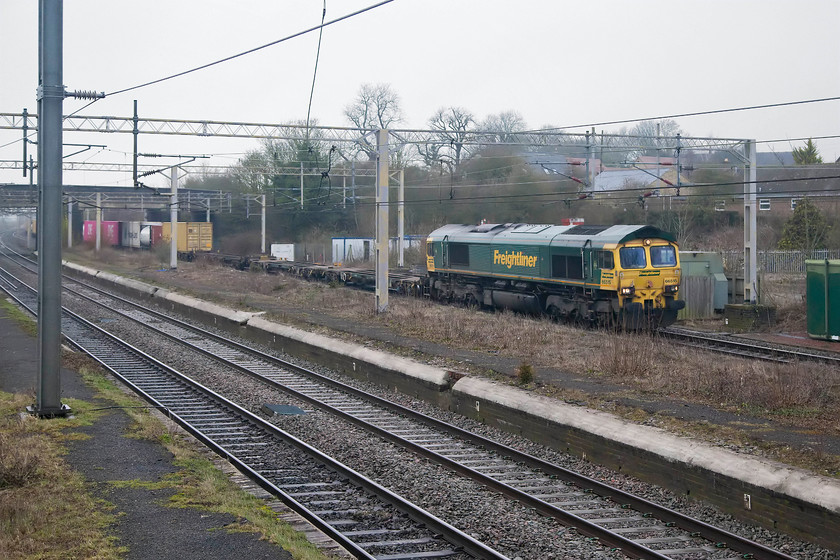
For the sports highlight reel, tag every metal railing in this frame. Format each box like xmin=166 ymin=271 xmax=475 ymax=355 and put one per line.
xmin=719 ymin=250 xmax=840 ymax=274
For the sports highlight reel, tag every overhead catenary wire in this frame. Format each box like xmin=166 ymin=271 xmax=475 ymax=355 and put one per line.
xmin=305 ymin=1 xmax=327 ymax=138
xmin=104 ymin=0 xmax=395 ymax=98
xmin=534 ymin=96 xmax=840 ymax=133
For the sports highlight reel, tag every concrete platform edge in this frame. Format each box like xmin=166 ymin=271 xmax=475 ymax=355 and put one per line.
xmin=62 ymin=262 xmax=840 ymax=551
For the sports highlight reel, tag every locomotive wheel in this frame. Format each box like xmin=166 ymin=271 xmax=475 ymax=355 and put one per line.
xmin=464 ymin=293 xmax=480 ymax=309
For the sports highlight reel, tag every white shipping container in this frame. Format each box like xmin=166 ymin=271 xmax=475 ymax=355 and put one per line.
xmin=270 ymin=243 xmax=295 ymax=261
xmin=120 ymin=221 xmax=142 ymax=249
xmin=331 ymin=236 xmax=424 ymax=264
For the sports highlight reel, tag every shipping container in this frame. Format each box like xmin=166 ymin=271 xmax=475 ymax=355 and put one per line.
xmin=331 ymin=236 xmax=425 ymax=264
xmin=82 ymin=220 xmax=121 ymax=246
xmin=270 ymin=243 xmax=295 ymax=261
xmin=120 ymin=221 xmax=142 ymax=249
xmin=806 ymin=259 xmax=840 ymax=341
xmin=140 ymin=222 xmax=163 ymax=248
xmin=162 ymin=222 xmax=213 ymax=253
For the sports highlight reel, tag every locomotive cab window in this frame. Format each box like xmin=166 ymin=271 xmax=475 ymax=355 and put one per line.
xmin=650 ymin=245 xmax=677 ymax=267
xmin=596 ymin=250 xmax=614 ymax=270
xmin=426 ymin=241 xmax=434 ymax=257
xmin=619 ymin=247 xmax=647 ymax=269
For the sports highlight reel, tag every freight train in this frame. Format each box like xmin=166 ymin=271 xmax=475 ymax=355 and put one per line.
xmin=265 ymin=222 xmax=686 ymax=329
xmin=425 ymin=222 xmax=685 ymax=329
xmin=81 ymin=220 xmax=213 ymax=256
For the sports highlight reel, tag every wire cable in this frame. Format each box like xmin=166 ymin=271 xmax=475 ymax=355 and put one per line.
xmin=306 ymin=1 xmax=327 ymax=138
xmin=534 ymin=96 xmax=840 ymax=132
xmin=105 ymin=0 xmax=395 ymax=97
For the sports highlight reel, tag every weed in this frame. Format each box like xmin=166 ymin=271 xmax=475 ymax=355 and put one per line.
xmin=516 ymin=361 xmax=535 ymax=385
xmin=0 ymin=392 xmax=124 ymax=559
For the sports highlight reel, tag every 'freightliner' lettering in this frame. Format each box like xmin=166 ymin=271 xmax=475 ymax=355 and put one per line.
xmin=493 ymin=250 xmax=538 ymax=269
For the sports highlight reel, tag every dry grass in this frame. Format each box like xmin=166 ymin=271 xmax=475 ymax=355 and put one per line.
xmin=0 ymin=393 xmax=124 ymax=560
xmin=63 ymin=250 xmax=840 ymax=465
xmin=121 ymin=260 xmax=840 ymax=423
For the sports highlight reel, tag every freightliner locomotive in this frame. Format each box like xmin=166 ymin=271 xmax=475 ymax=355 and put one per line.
xmin=425 ymin=222 xmax=685 ymax=329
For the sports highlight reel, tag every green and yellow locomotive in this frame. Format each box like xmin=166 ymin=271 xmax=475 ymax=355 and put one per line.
xmin=425 ymin=223 xmax=684 ymax=328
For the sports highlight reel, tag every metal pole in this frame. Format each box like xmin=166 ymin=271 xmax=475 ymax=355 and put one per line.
xmin=33 ymin=0 xmax=68 ymax=416
xmin=375 ymin=129 xmax=389 ymax=313
xmin=676 ymin=133 xmax=682 ymax=192
xmin=67 ymin=198 xmax=72 ymax=248
xmin=22 ymin=108 xmax=29 ymax=177
xmin=300 ymin=161 xmax=304 ymax=209
xmin=206 ymin=198 xmax=210 ymax=222
xmin=398 ymin=168 xmax=405 ymax=268
xmin=132 ymin=100 xmax=138 ymax=187
xmin=743 ymin=140 xmax=758 ymax=303
xmin=170 ymin=166 xmax=178 ymax=270
xmin=589 ymin=127 xmax=596 ymax=188
xmin=261 ymin=194 xmax=266 ymax=254
xmin=95 ymin=192 xmax=101 ymax=251
xmin=585 ymin=131 xmax=590 ymax=190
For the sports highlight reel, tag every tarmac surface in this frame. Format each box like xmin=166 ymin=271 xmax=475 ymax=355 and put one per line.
xmin=0 ymin=304 xmax=293 ymax=560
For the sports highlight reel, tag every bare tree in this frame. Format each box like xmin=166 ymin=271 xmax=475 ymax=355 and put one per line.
xmin=344 ymin=83 xmax=404 ymax=160
xmin=481 ymin=110 xmax=527 ymax=143
xmin=624 ymin=119 xmax=683 ymax=159
xmin=425 ymin=106 xmax=476 ymax=173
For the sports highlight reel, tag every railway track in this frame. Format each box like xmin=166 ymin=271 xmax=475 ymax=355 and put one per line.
xmin=255 ymin=257 xmax=840 ymax=367
xmin=0 ymin=259 xmax=506 ymax=560
xmin=660 ymin=326 xmax=840 ymax=366
xmin=0 ymin=242 xmax=807 ymax=560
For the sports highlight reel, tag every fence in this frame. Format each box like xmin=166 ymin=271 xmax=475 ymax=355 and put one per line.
xmin=718 ymin=250 xmax=840 ymax=274
xmin=678 ymin=276 xmax=714 ymax=320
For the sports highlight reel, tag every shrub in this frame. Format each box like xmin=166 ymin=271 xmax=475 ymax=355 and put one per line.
xmin=516 ymin=361 xmax=535 ymax=385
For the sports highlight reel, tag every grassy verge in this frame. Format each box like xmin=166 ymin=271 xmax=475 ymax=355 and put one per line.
xmin=0 ymin=392 xmax=124 ymax=560
xmin=0 ymin=341 xmax=332 ymax=558
xmin=74 ymin=364 xmax=332 ymax=560
xmin=0 ymin=297 xmax=37 ymax=337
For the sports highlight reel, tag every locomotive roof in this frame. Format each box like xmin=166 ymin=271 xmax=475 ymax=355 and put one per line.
xmin=428 ymin=223 xmax=677 ymax=246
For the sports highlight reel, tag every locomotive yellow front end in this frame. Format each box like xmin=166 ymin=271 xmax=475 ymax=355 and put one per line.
xmin=609 ymin=237 xmax=684 ymax=328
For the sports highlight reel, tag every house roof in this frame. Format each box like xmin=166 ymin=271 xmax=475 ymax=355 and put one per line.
xmin=592 ymin=168 xmax=672 ymax=192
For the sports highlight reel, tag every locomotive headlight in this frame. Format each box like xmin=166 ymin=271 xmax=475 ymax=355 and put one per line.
xmin=665 ymin=284 xmax=679 ymax=293
xmin=620 ymin=286 xmax=635 ymax=296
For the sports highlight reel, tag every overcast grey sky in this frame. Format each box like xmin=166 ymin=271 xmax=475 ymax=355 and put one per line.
xmin=1 ymin=0 xmax=838 ymax=188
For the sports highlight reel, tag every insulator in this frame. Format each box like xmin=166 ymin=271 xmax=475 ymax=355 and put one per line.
xmin=66 ymin=90 xmax=106 ymax=100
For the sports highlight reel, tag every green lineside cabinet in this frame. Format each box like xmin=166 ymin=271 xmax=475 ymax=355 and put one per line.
xmin=806 ymin=259 xmax=840 ymax=341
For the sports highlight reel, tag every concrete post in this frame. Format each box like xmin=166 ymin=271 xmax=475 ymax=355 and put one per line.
xmin=375 ymin=129 xmax=389 ymax=313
